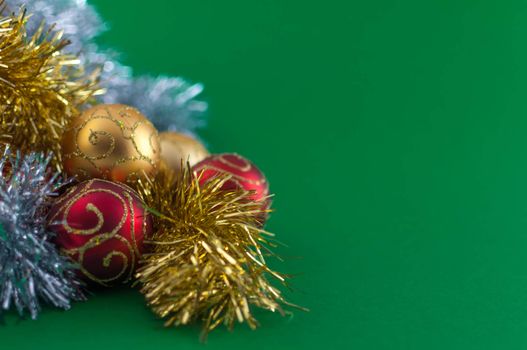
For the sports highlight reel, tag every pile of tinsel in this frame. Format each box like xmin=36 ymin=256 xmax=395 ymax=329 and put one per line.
xmin=0 ymin=0 xmax=301 ymax=340
xmin=5 ymin=0 xmax=206 ymax=134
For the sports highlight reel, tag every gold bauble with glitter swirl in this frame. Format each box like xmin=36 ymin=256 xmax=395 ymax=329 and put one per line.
xmin=61 ymin=104 xmax=160 ymax=184
xmin=159 ymin=132 xmax=209 ymax=173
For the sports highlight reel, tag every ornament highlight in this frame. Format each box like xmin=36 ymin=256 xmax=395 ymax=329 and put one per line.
xmin=48 ymin=179 xmax=152 ymax=286
xmin=61 ymin=104 xmax=161 ymax=184
xmin=159 ymin=132 xmax=209 ymax=173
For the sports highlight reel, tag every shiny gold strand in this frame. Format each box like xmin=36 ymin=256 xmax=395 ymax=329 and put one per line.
xmin=136 ymin=167 xmax=305 ymax=340
xmin=0 ymin=6 xmax=101 ymax=170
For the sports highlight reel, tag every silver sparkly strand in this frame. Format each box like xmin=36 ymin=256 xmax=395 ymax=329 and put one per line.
xmin=4 ymin=0 xmax=207 ymax=134
xmin=0 ymin=147 xmax=84 ymax=319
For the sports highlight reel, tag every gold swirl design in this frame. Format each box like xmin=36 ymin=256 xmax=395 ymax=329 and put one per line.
xmin=49 ymin=179 xmax=147 ymax=286
xmin=196 ymin=163 xmax=266 ymax=186
xmin=193 ymin=154 xmax=270 ymax=200
xmin=218 ymin=153 xmax=252 ymax=172
xmin=195 ymin=154 xmax=267 ymax=187
xmin=62 ymin=104 xmax=160 ymax=183
xmin=87 ymin=128 xmax=116 ymax=160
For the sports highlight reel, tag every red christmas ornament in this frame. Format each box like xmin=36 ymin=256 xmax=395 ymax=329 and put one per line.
xmin=48 ymin=179 xmax=152 ymax=286
xmin=192 ymin=153 xmax=270 ymax=222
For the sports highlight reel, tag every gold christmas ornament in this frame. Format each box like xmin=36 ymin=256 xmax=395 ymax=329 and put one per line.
xmin=61 ymin=104 xmax=160 ymax=184
xmin=159 ymin=132 xmax=209 ymax=172
xmin=0 ymin=7 xmax=101 ymax=170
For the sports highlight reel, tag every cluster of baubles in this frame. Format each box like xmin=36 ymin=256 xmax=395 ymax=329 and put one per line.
xmin=49 ymin=104 xmax=269 ymax=286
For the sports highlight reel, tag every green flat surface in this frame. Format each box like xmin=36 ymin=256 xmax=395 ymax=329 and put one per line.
xmin=5 ymin=0 xmax=527 ymax=348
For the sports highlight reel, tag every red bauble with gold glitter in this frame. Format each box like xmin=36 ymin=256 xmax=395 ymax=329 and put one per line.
xmin=192 ymin=153 xmax=270 ymax=219
xmin=48 ymin=179 xmax=152 ymax=286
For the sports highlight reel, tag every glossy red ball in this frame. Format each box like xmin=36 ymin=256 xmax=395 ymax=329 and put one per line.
xmin=48 ymin=179 xmax=152 ymax=286
xmin=192 ymin=153 xmax=270 ymax=223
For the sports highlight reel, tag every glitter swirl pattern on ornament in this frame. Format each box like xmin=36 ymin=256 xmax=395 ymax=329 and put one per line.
xmin=62 ymin=104 xmax=160 ymax=184
xmin=48 ymin=179 xmax=151 ymax=286
xmin=193 ymin=153 xmax=270 ymax=200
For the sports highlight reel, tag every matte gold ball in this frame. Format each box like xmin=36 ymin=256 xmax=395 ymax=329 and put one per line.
xmin=61 ymin=104 xmax=160 ymax=184
xmin=159 ymin=132 xmax=209 ymax=172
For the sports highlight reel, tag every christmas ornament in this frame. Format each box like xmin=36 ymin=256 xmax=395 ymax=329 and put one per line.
xmin=0 ymin=7 xmax=101 ymax=170
xmin=61 ymin=104 xmax=161 ymax=184
xmin=48 ymin=179 xmax=152 ymax=286
xmin=159 ymin=132 xmax=209 ymax=173
xmin=4 ymin=0 xmax=207 ymax=134
xmin=0 ymin=147 xmax=84 ymax=319
xmin=193 ymin=153 xmax=270 ymax=206
xmin=136 ymin=167 xmax=303 ymax=340
xmin=0 ymin=2 xmax=300 ymax=338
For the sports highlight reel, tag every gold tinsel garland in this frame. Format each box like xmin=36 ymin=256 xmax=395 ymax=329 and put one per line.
xmin=0 ymin=5 xmax=101 ymax=170
xmin=136 ymin=167 xmax=304 ymax=340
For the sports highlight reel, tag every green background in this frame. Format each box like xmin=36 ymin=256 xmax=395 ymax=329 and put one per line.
xmin=5 ymin=0 xmax=527 ymax=349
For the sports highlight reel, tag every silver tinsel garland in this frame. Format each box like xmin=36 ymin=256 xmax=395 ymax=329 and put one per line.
xmin=4 ymin=0 xmax=207 ymax=133
xmin=0 ymin=148 xmax=84 ymax=319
